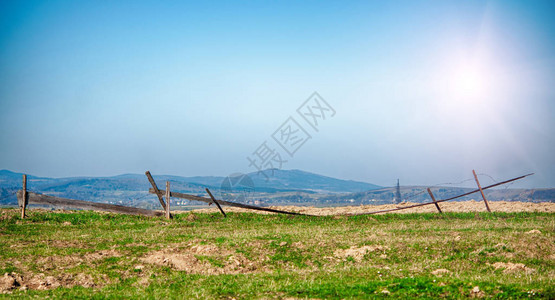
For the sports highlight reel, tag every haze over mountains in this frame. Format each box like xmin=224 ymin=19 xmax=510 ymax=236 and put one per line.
xmin=0 ymin=169 xmax=552 ymax=208
xmin=0 ymin=169 xmax=380 ymax=206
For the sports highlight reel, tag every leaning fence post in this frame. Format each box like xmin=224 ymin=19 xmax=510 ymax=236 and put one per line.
xmin=205 ymin=188 xmax=226 ymax=218
xmin=426 ymin=188 xmax=442 ymax=213
xmin=165 ymin=181 xmax=171 ymax=219
xmin=472 ymin=170 xmax=491 ymax=212
xmin=21 ymin=174 xmax=27 ymax=219
xmin=145 ymin=171 xmax=167 ymax=211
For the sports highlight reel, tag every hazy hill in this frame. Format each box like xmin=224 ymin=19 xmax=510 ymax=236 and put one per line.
xmin=0 ymin=169 xmax=381 ymax=206
xmin=2 ymin=169 xmax=552 ymax=207
xmin=319 ymin=186 xmax=555 ymax=205
xmin=247 ymin=169 xmax=381 ymax=193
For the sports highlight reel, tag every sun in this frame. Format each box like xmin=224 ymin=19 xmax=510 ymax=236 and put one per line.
xmin=431 ymin=53 xmax=500 ymax=125
xmin=455 ymin=64 xmax=487 ymax=97
xmin=447 ymin=61 xmax=490 ymax=100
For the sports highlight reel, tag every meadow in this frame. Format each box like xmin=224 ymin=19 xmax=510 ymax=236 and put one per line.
xmin=0 ymin=208 xmax=553 ymax=298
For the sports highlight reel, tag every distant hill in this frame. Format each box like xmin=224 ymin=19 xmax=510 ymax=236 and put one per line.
xmin=1 ymin=169 xmax=552 ymax=208
xmin=0 ymin=169 xmax=381 ymax=206
xmin=318 ymin=186 xmax=555 ymax=205
xmin=246 ymin=169 xmax=381 ymax=193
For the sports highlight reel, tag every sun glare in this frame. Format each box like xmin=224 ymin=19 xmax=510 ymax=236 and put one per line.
xmin=432 ymin=53 xmax=502 ymax=128
xmin=442 ymin=59 xmax=493 ymax=102
xmin=453 ymin=64 xmax=487 ymax=98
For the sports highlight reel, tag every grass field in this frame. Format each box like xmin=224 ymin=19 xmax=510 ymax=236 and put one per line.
xmin=0 ymin=208 xmax=553 ymax=298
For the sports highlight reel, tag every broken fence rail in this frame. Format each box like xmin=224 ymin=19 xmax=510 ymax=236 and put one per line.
xmin=17 ymin=190 xmax=165 ymax=217
xmin=346 ymin=173 xmax=534 ymax=216
xmin=148 ymin=188 xmax=309 ymax=216
xmin=205 ymin=188 xmax=227 ymax=217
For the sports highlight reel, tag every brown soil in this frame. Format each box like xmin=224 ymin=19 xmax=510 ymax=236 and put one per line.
xmin=140 ymin=244 xmax=265 ymax=275
xmin=30 ymin=249 xmax=121 ymax=272
xmin=333 ymin=245 xmax=389 ymax=262
xmin=1 ymin=272 xmax=96 ymax=293
xmin=470 ymin=286 xmax=485 ymax=298
xmin=191 ymin=200 xmax=555 ymax=216
xmin=0 ymin=249 xmax=120 ymax=293
xmin=431 ymin=268 xmax=452 ymax=276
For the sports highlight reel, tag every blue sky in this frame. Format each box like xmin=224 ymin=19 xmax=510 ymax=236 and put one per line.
xmin=1 ymin=0 xmax=554 ymax=188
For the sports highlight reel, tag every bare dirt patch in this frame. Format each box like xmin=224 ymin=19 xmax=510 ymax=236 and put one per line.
xmin=140 ymin=244 xmax=265 ymax=274
xmin=0 ymin=249 xmax=121 ymax=292
xmin=470 ymin=286 xmax=485 ymax=298
xmin=0 ymin=210 xmax=18 ymax=221
xmin=32 ymin=249 xmax=122 ymax=272
xmin=431 ymin=268 xmax=452 ymax=276
xmin=333 ymin=245 xmax=389 ymax=262
xmin=1 ymin=273 xmax=20 ymax=293
xmin=0 ymin=272 xmax=97 ymax=293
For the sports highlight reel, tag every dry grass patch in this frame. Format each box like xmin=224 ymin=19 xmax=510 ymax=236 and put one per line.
xmin=491 ymin=262 xmax=536 ymax=274
xmin=191 ymin=200 xmax=555 ymax=215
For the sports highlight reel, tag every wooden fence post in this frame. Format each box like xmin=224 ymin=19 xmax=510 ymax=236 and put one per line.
xmin=21 ymin=174 xmax=27 ymax=219
xmin=205 ymin=188 xmax=226 ymax=218
xmin=426 ymin=188 xmax=442 ymax=213
xmin=165 ymin=181 xmax=171 ymax=219
xmin=145 ymin=171 xmax=167 ymax=211
xmin=472 ymin=170 xmax=491 ymax=212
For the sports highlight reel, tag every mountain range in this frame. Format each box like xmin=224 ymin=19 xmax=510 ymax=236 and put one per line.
xmin=0 ymin=169 xmax=381 ymax=207
xmin=1 ymin=169 xmax=552 ymax=208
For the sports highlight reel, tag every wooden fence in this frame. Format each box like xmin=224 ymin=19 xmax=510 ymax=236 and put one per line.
xmin=18 ymin=190 xmax=165 ymax=217
xmin=17 ymin=174 xmax=169 ymax=219
xmin=347 ymin=171 xmax=534 ymax=216
xmin=16 ymin=170 xmax=533 ymax=219
xmin=144 ymin=171 xmax=307 ymax=216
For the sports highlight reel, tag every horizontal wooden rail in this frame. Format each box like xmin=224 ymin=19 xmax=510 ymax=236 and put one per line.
xmin=149 ymin=188 xmax=309 ymax=216
xmin=17 ymin=191 xmax=165 ymax=217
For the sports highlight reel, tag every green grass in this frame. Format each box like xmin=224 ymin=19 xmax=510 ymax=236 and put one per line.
xmin=0 ymin=209 xmax=553 ymax=298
